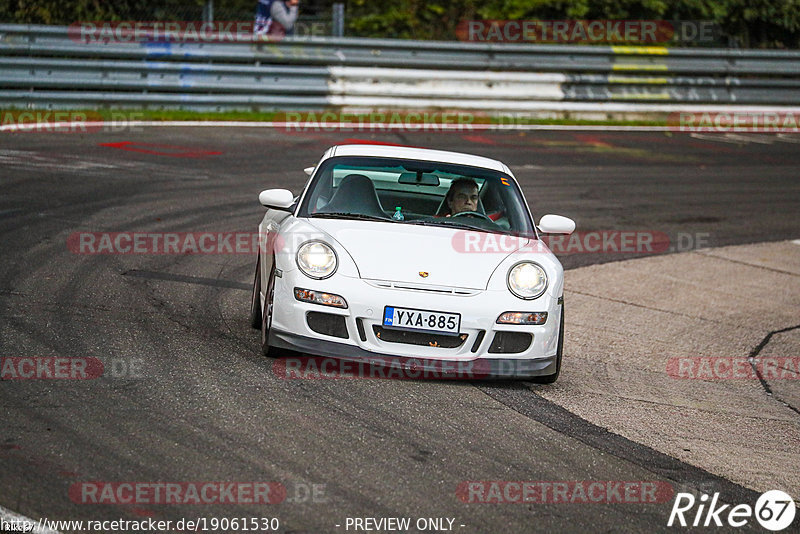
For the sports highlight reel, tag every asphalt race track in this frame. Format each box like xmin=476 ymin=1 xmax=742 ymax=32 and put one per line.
xmin=1 ymin=127 xmax=799 ymax=533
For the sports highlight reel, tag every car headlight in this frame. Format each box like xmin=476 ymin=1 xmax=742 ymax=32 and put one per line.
xmin=507 ymin=261 xmax=548 ymax=300
xmin=296 ymin=241 xmax=338 ymax=279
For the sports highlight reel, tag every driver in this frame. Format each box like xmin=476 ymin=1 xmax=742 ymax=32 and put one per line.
xmin=439 ymin=178 xmax=479 ymax=217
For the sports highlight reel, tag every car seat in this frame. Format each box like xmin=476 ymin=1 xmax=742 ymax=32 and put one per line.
xmin=317 ymin=174 xmax=388 ymax=219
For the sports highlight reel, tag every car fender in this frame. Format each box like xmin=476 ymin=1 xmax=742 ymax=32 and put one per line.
xmin=486 ymin=243 xmax=565 ymax=299
xmin=274 ymin=217 xmax=361 ymax=279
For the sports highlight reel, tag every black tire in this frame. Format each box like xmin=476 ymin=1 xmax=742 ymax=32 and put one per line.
xmin=530 ymin=303 xmax=564 ymax=384
xmin=260 ymin=265 xmax=277 ymax=357
xmin=249 ymin=256 xmax=262 ymax=329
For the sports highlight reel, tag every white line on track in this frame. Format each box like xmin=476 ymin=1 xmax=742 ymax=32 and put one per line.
xmin=776 ymin=134 xmax=800 ymax=143
xmin=0 ymin=120 xmax=674 ymax=132
xmin=689 ymin=132 xmax=747 ymax=144
xmin=792 ymin=239 xmax=800 ymax=246
xmin=0 ymin=504 xmax=60 ymax=534
xmin=2 ymin=120 xmax=797 ymax=138
xmin=723 ymin=133 xmax=775 ymax=144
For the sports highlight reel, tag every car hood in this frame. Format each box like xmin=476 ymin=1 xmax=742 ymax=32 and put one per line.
xmin=306 ymin=218 xmax=528 ymax=289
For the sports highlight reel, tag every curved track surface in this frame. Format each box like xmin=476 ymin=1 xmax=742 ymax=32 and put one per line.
xmin=1 ymin=128 xmax=799 ymax=532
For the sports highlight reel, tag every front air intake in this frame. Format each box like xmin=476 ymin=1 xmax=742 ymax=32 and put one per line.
xmin=306 ymin=312 xmax=349 ymax=339
xmin=488 ymin=332 xmax=532 ymax=354
xmin=372 ymin=326 xmax=467 ymax=349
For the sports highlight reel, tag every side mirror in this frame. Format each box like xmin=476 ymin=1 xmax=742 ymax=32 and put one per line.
xmin=304 ymin=166 xmax=315 ymax=176
xmin=259 ymin=189 xmax=295 ymax=210
xmin=538 ymin=214 xmax=575 ymax=234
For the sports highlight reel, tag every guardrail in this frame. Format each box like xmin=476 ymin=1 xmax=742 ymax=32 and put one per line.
xmin=2 ymin=23 xmax=800 ymax=113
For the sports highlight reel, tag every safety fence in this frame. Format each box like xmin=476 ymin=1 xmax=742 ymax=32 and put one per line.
xmin=1 ymin=24 xmax=800 ymax=113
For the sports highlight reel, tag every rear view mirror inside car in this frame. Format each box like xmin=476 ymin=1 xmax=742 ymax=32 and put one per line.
xmin=398 ymin=172 xmax=440 ymax=186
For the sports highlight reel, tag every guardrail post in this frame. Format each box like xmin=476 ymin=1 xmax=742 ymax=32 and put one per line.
xmin=203 ymin=0 xmax=214 ymax=23
xmin=332 ymin=3 xmax=345 ymax=37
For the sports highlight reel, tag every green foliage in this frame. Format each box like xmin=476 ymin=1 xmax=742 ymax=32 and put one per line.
xmin=2 ymin=0 xmax=213 ymax=23
xmin=344 ymin=0 xmax=800 ymax=47
xmin=0 ymin=0 xmax=797 ymax=47
xmin=345 ymin=0 xmax=481 ymax=40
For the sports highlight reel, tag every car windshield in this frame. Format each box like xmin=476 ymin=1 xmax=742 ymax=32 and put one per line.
xmin=298 ymin=156 xmax=535 ymax=236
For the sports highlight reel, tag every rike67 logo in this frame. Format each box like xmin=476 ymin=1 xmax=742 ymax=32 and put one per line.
xmin=668 ymin=490 xmax=796 ymax=531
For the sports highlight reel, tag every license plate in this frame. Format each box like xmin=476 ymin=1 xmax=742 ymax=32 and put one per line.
xmin=382 ymin=306 xmax=461 ymax=336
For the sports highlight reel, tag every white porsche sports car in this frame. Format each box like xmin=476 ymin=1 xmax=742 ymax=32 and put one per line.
xmin=250 ymin=144 xmax=575 ymax=381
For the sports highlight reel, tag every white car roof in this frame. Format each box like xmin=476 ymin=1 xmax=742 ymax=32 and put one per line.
xmin=329 ymin=144 xmax=509 ymax=174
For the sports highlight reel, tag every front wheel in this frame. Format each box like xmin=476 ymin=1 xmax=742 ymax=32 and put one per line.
xmin=249 ymin=256 xmax=262 ymax=329
xmin=530 ymin=303 xmax=564 ymax=384
xmin=260 ymin=265 xmax=277 ymax=357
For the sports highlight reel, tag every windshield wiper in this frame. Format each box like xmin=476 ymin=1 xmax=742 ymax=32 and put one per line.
xmin=311 ymin=212 xmax=392 ymax=222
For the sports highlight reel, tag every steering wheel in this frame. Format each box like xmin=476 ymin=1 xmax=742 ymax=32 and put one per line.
xmin=451 ymin=210 xmax=493 ymax=222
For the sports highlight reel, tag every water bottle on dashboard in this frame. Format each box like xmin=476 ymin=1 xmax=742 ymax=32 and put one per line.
xmin=392 ymin=207 xmax=404 ymax=221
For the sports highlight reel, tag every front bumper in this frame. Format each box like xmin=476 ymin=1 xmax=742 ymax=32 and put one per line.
xmin=270 ymin=331 xmax=558 ymax=378
xmin=269 ymin=269 xmax=562 ymax=377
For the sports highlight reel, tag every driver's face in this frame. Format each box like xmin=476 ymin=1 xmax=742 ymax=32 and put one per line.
xmin=449 ymin=185 xmax=478 ymax=215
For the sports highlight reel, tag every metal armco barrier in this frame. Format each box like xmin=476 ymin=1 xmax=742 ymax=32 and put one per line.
xmin=1 ymin=24 xmax=800 ymax=112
